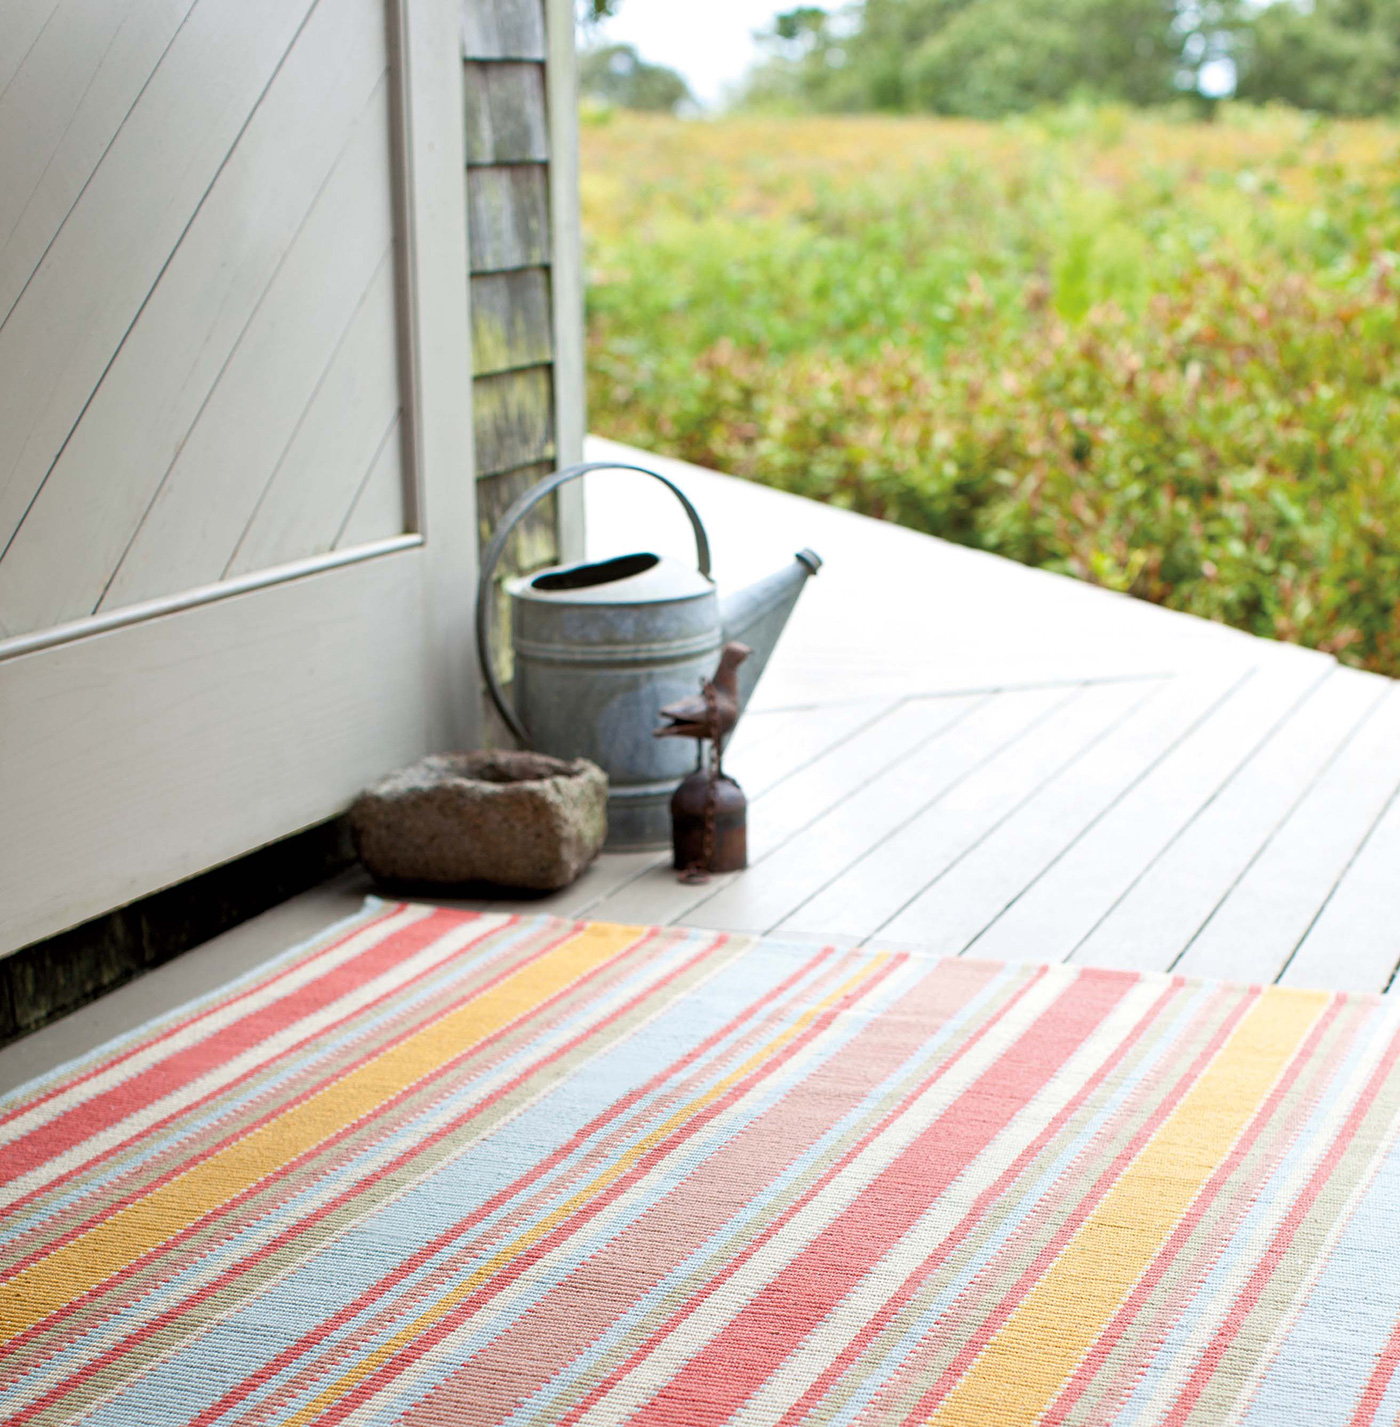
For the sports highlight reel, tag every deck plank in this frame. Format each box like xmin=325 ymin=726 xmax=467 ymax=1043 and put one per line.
xmin=1282 ymin=778 xmax=1400 ymax=994
xmin=746 ymin=695 xmax=985 ymax=859
xmin=723 ymin=697 xmax=897 ymax=799
xmin=504 ymin=697 xmax=901 ymax=926
xmin=722 ymin=703 xmax=821 ymax=769
xmin=648 ymin=684 xmax=1074 ymax=935
xmin=862 ymin=673 xmax=1246 ymax=953
xmin=962 ymin=656 xmax=1325 ymax=967
xmin=487 ymin=851 xmax=660 ymax=920
xmin=1070 ymin=664 xmax=1384 ymax=975
xmin=1175 ymin=682 xmax=1400 ymax=987
xmin=586 ymin=694 xmax=985 ymax=928
xmin=779 ymin=679 xmax=1157 ymax=942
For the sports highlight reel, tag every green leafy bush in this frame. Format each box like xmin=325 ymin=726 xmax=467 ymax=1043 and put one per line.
xmin=584 ymin=111 xmax=1400 ymax=675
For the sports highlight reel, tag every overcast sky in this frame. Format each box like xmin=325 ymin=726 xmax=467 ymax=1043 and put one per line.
xmin=587 ymin=1 xmax=810 ymax=108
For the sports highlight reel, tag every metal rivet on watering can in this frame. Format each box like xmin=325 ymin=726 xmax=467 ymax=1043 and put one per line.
xmin=475 ymin=461 xmax=821 ymax=850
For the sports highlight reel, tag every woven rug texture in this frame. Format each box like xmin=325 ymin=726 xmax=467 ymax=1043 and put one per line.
xmin=1 ymin=900 xmax=1399 ymax=1426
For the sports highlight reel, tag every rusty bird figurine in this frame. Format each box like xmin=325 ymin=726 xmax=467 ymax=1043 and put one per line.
xmin=656 ymin=642 xmax=752 ymax=883
xmin=653 ymin=641 xmax=750 ymax=756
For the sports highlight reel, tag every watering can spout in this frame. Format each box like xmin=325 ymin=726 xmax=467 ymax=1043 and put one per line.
xmin=721 ymin=549 xmax=822 ymax=714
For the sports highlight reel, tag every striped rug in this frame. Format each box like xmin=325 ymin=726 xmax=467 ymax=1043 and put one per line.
xmin=2 ymin=902 xmax=1399 ymax=1426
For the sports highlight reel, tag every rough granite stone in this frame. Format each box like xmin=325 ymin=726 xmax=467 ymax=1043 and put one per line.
xmin=349 ymin=751 xmax=608 ymax=891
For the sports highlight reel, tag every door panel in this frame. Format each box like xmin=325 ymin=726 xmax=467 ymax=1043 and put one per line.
xmin=0 ymin=0 xmax=321 ymax=569
xmin=226 ymin=262 xmax=406 ymax=578
xmin=0 ymin=0 xmax=479 ymax=955
xmin=0 ymin=0 xmax=398 ymax=635
xmin=99 ymin=79 xmax=399 ymax=610
xmin=0 ymin=0 xmax=197 ymax=321
xmin=0 ymin=548 xmax=428 ymax=954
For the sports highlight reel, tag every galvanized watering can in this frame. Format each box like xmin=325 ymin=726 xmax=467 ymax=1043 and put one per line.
xmin=476 ymin=461 xmax=821 ymax=849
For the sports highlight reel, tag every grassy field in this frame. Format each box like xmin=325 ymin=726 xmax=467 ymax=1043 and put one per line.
xmin=581 ymin=107 xmax=1400 ymax=676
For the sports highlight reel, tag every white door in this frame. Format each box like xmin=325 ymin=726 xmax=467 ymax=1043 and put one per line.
xmin=0 ymin=0 xmax=479 ymax=955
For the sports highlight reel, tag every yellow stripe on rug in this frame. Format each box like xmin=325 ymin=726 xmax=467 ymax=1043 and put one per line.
xmin=0 ymin=922 xmax=644 ymax=1343
xmin=927 ymin=984 xmax=1329 ymax=1427
xmin=279 ymin=950 xmax=895 ymax=1427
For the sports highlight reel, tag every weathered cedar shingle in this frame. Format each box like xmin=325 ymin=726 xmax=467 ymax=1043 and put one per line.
xmin=467 ymin=165 xmax=550 ymax=272
xmin=464 ymin=62 xmax=549 ymax=165
xmin=473 ymin=364 xmax=555 ymax=476
xmin=471 ymin=268 xmax=553 ymax=375
xmin=461 ymin=0 xmax=546 ymax=60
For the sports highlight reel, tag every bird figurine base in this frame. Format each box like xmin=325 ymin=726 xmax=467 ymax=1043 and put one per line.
xmin=671 ymin=770 xmax=748 ymax=880
xmin=655 ymin=640 xmax=753 ymax=882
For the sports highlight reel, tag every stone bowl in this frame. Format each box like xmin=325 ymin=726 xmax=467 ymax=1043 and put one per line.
xmin=349 ymin=751 xmax=608 ymax=892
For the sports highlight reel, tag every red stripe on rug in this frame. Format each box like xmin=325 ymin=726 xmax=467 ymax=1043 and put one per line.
xmin=0 ymin=914 xmax=523 ymax=1226
xmin=306 ymin=952 xmax=913 ymax=1427
xmin=0 ymin=907 xmax=469 ymax=1190
xmin=0 ymin=916 xmax=604 ymax=1362
xmin=550 ymin=965 xmax=1055 ymax=1427
xmin=536 ymin=966 xmax=1043 ymax=1427
xmin=400 ymin=958 xmax=1007 ymax=1427
xmin=1041 ymin=993 xmax=1350 ymax=1427
xmin=767 ymin=975 xmax=1193 ymax=1427
xmin=1164 ymin=1009 xmax=1400 ymax=1427
xmin=1349 ymin=1312 xmax=1400 ymax=1427
xmin=178 ymin=936 xmax=839 ymax=1427
xmin=0 ymin=902 xmax=405 ymax=1134
xmin=15 ymin=929 xmax=754 ymax=1427
xmin=892 ymin=984 xmax=1261 ymax=1426
xmin=632 ymin=968 xmax=1137 ymax=1427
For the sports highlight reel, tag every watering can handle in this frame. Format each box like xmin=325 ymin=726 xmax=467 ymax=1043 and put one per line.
xmin=475 ymin=460 xmax=713 ymax=747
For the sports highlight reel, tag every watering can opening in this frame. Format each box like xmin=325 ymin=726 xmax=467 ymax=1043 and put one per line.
xmin=522 ymin=550 xmax=714 ymax=605
xmin=531 ymin=553 xmax=660 ymax=592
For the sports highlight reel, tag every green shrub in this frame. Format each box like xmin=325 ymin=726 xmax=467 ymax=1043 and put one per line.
xmin=584 ymin=112 xmax=1400 ymax=675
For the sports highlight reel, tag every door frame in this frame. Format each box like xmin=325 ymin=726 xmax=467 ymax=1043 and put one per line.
xmin=393 ymin=0 xmax=481 ymax=749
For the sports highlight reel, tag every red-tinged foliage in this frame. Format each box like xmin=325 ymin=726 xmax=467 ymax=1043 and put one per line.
xmin=584 ymin=110 xmax=1400 ymax=675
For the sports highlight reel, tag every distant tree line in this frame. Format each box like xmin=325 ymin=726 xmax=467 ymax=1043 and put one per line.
xmin=1242 ymin=0 xmax=1400 ymax=115
xmin=745 ymin=0 xmax=1400 ymax=117
xmin=578 ymin=43 xmax=693 ymax=112
xmin=575 ymin=1 xmax=1399 ymax=118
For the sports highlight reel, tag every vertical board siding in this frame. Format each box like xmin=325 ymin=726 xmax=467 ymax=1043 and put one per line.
xmin=462 ymin=0 xmax=588 ymax=729
xmin=545 ymin=0 xmax=586 ymax=558
xmin=463 ymin=60 xmax=548 ymax=163
xmin=0 ymin=0 xmax=320 ymax=562
xmin=466 ymin=163 xmax=550 ymax=271
xmin=460 ymin=0 xmax=546 ymax=60
xmin=475 ymin=460 xmax=558 ymax=561
xmin=470 ymin=268 xmax=553 ymax=373
xmin=472 ymin=364 xmax=556 ymax=476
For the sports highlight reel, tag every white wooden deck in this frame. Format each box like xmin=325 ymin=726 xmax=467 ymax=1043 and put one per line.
xmin=479 ymin=438 xmax=1399 ymax=996
xmin=3 ymin=435 xmax=1396 ymax=1090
